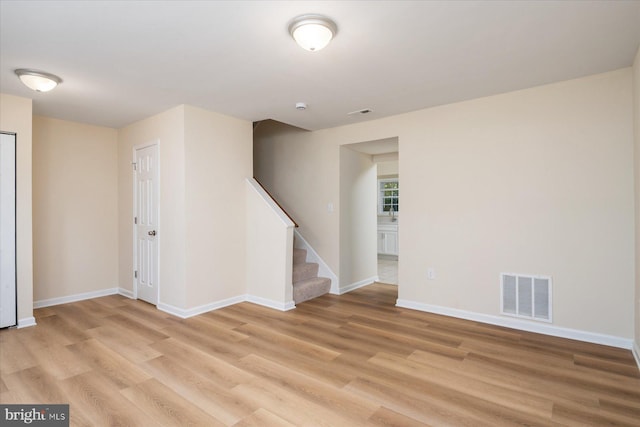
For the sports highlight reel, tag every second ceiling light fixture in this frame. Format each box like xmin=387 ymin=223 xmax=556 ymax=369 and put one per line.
xmin=289 ymin=14 xmax=337 ymax=52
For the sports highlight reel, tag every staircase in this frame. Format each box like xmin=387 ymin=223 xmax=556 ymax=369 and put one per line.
xmin=293 ymin=248 xmax=331 ymax=304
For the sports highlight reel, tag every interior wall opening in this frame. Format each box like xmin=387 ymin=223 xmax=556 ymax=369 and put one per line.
xmin=342 ymin=137 xmax=399 ymax=289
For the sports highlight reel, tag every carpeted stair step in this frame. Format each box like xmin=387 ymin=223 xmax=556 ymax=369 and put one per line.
xmin=293 ymin=248 xmax=307 ymax=265
xmin=292 ymin=262 xmax=319 ymax=283
xmin=293 ymin=277 xmax=331 ymax=304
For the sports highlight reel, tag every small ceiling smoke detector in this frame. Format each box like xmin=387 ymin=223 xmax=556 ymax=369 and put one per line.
xmin=347 ymin=108 xmax=373 ymax=115
xmin=15 ymin=68 xmax=62 ymax=92
xmin=295 ymin=102 xmax=307 ymax=111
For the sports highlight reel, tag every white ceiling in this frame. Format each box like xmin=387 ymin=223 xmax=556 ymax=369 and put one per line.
xmin=1 ymin=1 xmax=639 ymax=131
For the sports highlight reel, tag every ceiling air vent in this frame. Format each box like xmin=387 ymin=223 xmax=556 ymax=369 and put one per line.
xmin=501 ymin=273 xmax=552 ymax=322
xmin=347 ymin=108 xmax=372 ymax=115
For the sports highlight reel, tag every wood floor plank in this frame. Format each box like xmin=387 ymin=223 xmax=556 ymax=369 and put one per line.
xmin=348 ymin=313 xmax=464 ymax=348
xmin=161 ymin=322 xmax=251 ymax=363
xmin=551 ymin=400 xmax=640 ymax=427
xmin=0 ymin=330 xmax=38 ymax=375
xmin=573 ymin=353 xmax=640 ymax=378
xmin=368 ymin=351 xmax=554 ymax=421
xmin=59 ymin=371 xmax=158 ymax=427
xmin=237 ymin=353 xmax=380 ymax=422
xmin=65 ymin=338 xmax=151 ymax=389
xmin=0 ymin=390 xmax=22 ymax=404
xmin=149 ymin=337 xmax=255 ymax=389
xmin=231 ymin=334 xmax=355 ymax=388
xmin=344 ymin=376 xmax=494 ymax=427
xmin=234 ymin=323 xmax=341 ymax=362
xmin=180 ymin=315 xmax=251 ymax=343
xmin=120 ymin=378 xmax=226 ymax=426
xmin=13 ymin=317 xmax=77 ymax=349
xmin=344 ymin=320 xmax=463 ymax=356
xmin=41 ymin=304 xmax=103 ymax=330
xmin=103 ymin=312 xmax=169 ymax=343
xmin=232 ymin=378 xmax=356 ymax=427
xmin=27 ymin=342 xmax=92 ymax=380
xmin=458 ymin=335 xmax=576 ymax=369
xmin=288 ymin=303 xmax=352 ymax=327
xmin=72 ymin=298 xmax=119 ymax=318
xmin=248 ymin=317 xmax=375 ymax=360
xmin=232 ymin=408 xmax=297 ymax=427
xmin=34 ymin=313 xmax=90 ymax=345
xmin=1 ymin=283 xmax=638 ymax=426
xmin=91 ymin=294 xmax=132 ymax=309
xmin=197 ymin=309 xmax=249 ymax=330
xmin=115 ymin=301 xmax=177 ymax=329
xmin=141 ymin=355 xmax=257 ymax=425
xmin=85 ymin=325 xmax=162 ymax=364
xmin=3 ymin=365 xmax=69 ymax=403
xmin=459 ymin=351 xmax=603 ymax=408
xmin=465 ymin=351 xmax=640 ymax=400
xmin=367 ymin=406 xmax=433 ymax=427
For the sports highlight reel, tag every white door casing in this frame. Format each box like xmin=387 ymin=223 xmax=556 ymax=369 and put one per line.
xmin=0 ymin=133 xmax=17 ymax=328
xmin=134 ymin=143 xmax=159 ymax=305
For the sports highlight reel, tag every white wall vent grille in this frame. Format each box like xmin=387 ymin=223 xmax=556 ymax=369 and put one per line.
xmin=501 ymin=273 xmax=552 ymax=322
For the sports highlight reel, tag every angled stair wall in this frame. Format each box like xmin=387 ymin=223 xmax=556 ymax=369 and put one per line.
xmin=245 ymin=178 xmax=295 ymax=310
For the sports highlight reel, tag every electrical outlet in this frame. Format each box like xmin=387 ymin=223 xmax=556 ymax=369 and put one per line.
xmin=427 ymin=268 xmax=436 ymax=280
xmin=327 ymin=202 xmax=334 ymax=213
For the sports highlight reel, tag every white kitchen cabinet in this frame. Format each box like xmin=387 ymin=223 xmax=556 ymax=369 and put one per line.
xmin=378 ymin=224 xmax=398 ymax=256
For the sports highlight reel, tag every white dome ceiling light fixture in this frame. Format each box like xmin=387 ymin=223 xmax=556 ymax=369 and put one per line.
xmin=15 ymin=69 xmax=62 ymax=92
xmin=288 ymin=14 xmax=337 ymax=52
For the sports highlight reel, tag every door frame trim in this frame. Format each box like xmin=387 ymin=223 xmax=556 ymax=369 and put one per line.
xmin=132 ymin=140 xmax=160 ymax=304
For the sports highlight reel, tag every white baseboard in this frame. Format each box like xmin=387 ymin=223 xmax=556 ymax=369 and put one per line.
xmin=294 ymin=230 xmax=340 ymax=294
xmin=118 ymin=288 xmax=135 ymax=299
xmin=246 ymin=295 xmax=296 ymax=311
xmin=32 ymin=285 xmax=295 ymax=320
xmin=17 ymin=317 xmax=36 ymax=328
xmin=633 ymin=342 xmax=640 ymax=371
xmin=158 ymin=295 xmax=245 ymax=319
xmin=396 ymin=299 xmax=633 ymax=350
xmin=339 ymin=276 xmax=377 ymax=295
xmin=34 ymin=287 xmax=120 ymax=309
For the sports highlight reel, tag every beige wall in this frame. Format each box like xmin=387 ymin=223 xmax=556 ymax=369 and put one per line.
xmin=377 ymin=160 xmax=399 ymax=177
xmin=255 ymin=68 xmax=635 ymax=339
xmin=254 ymin=120 xmax=341 ymax=273
xmin=32 ymin=117 xmax=118 ymax=301
xmin=246 ymin=179 xmax=294 ymax=305
xmin=400 ymin=69 xmax=634 ymax=338
xmin=0 ymin=94 xmax=33 ymax=324
xmin=118 ymin=106 xmax=187 ymax=308
xmin=119 ymin=105 xmax=252 ymax=311
xmin=633 ymin=46 xmax=640 ymax=350
xmin=183 ymin=105 xmax=252 ymax=307
xmin=339 ymin=146 xmax=377 ymax=287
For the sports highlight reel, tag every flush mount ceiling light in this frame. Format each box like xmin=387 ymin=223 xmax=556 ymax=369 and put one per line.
xmin=288 ymin=14 xmax=337 ymax=52
xmin=14 ymin=69 xmax=62 ymax=92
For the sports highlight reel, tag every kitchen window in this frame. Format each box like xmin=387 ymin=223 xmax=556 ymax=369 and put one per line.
xmin=378 ymin=178 xmax=399 ymax=215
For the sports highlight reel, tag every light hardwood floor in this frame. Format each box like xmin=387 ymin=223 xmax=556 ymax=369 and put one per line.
xmin=1 ymin=283 xmax=639 ymax=426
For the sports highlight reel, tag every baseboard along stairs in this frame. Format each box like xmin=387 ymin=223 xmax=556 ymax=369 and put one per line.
xmin=293 ymin=247 xmax=331 ymax=304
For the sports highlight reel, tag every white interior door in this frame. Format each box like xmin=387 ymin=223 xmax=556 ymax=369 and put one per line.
xmin=134 ymin=143 xmax=159 ymax=305
xmin=0 ymin=133 xmax=17 ymax=328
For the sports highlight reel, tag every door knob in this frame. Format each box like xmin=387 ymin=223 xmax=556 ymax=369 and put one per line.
xmin=148 ymin=230 xmax=156 ymax=236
